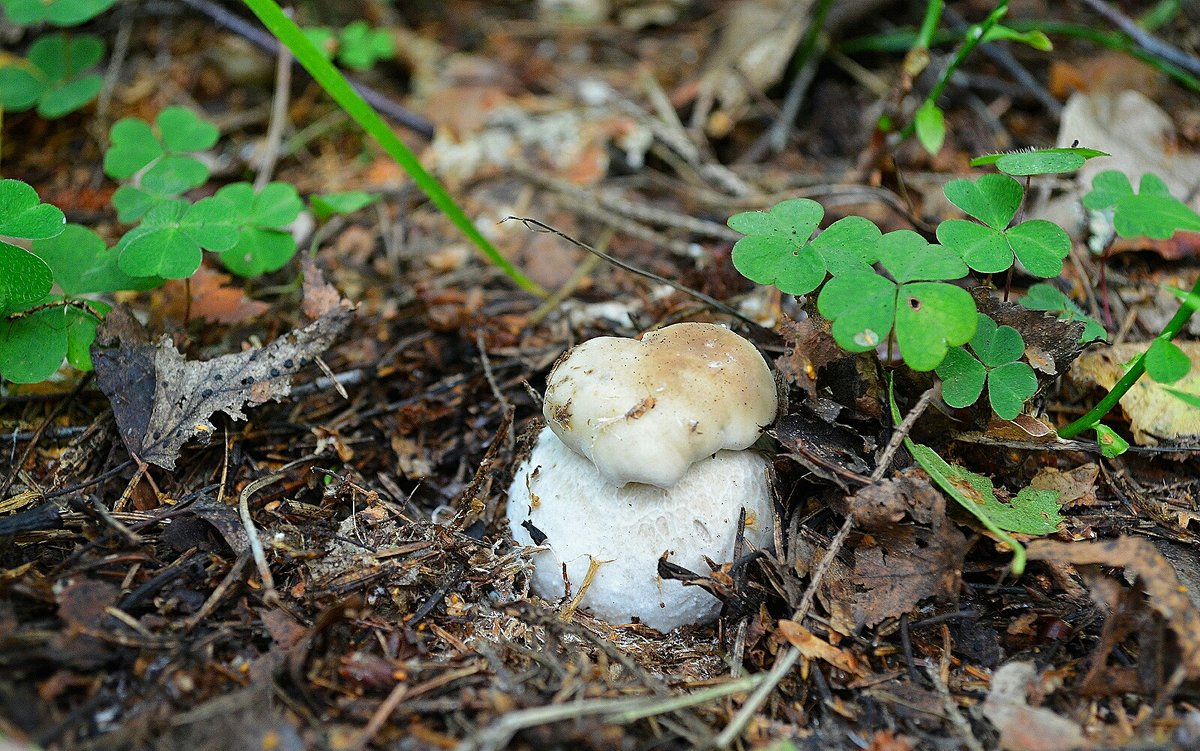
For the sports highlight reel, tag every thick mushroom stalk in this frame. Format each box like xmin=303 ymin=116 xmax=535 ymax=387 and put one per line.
xmin=507 ymin=427 xmax=773 ymax=632
xmin=542 ymin=322 xmax=777 ymax=488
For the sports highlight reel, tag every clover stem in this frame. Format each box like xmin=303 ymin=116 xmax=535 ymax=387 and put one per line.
xmin=1059 ymin=274 xmax=1200 ymax=439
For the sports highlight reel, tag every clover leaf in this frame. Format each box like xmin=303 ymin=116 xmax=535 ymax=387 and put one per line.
xmin=1144 ymin=338 xmax=1191 ymax=384
xmin=105 ymin=107 xmax=218 ymax=219
xmin=0 ymin=179 xmax=65 ymax=315
xmin=32 ymin=224 xmax=161 ymax=294
xmin=818 ymin=230 xmax=975 ymax=371
xmin=1019 ymin=283 xmax=1107 ymax=343
xmin=936 ymin=314 xmax=1038 ymax=419
xmin=1 ymin=0 xmax=117 ymax=25
xmin=214 ymin=182 xmax=303 ymax=276
xmin=970 ymin=146 xmax=1108 ymax=177
xmin=0 ymin=300 xmax=107 ymax=383
xmin=0 ymin=33 xmax=105 ymax=118
xmin=1082 ymin=171 xmax=1200 ymax=240
xmin=729 ymin=198 xmax=880 ymax=296
xmin=311 ymin=190 xmax=379 ymax=221
xmin=337 ymin=21 xmax=395 ymax=71
xmin=114 ymin=198 xmax=239 ymax=279
xmin=937 ymin=173 xmax=1069 ymax=277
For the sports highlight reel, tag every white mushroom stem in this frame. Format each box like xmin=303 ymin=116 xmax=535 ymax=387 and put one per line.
xmin=507 ymin=427 xmax=773 ymax=632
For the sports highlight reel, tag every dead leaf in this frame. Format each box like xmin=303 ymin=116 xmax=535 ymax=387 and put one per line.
xmin=840 ymin=472 xmax=944 ymax=531
xmin=852 ymin=522 xmax=966 ymax=629
xmin=94 ymin=280 xmax=354 ymax=469
xmin=154 ymin=265 xmax=270 ymax=326
xmin=1069 ymin=342 xmax=1200 ymax=445
xmin=1028 ymin=464 xmax=1099 ymax=507
xmin=775 ymin=317 xmax=847 ymax=399
xmin=777 ymin=619 xmax=868 ymax=677
xmin=982 ymin=661 xmax=1089 ymax=751
xmin=1027 ymin=537 xmax=1200 ymax=678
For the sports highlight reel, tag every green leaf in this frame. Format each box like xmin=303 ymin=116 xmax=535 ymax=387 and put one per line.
xmin=28 ymin=33 xmax=103 ymax=79
xmin=1163 ymin=386 xmax=1200 ymax=410
xmin=213 ymin=182 xmax=302 ymax=276
xmin=810 ymin=215 xmax=881 ymax=274
xmin=1019 ymin=283 xmax=1107 ymax=343
xmin=32 ymin=224 xmax=161 ymax=294
xmin=65 ymin=304 xmax=103 ymax=371
xmin=302 ymin=27 xmax=338 ymax=59
xmin=876 ymin=230 xmax=967 ymax=283
xmin=943 ymin=173 xmax=1023 ymax=230
xmin=914 ymin=101 xmax=945 ymax=156
xmin=894 ymin=281 xmax=977 ymax=371
xmin=311 ymin=190 xmax=380 ymax=221
xmin=105 ymin=118 xmax=164 ymax=179
xmin=987 ymin=361 xmax=1037 ymax=420
xmin=115 ymin=198 xmax=239 ymax=279
xmin=157 ymin=106 xmax=220 ymax=153
xmin=1006 ymin=219 xmax=1069 ymax=277
xmin=37 ymin=73 xmax=102 ymax=118
xmin=982 ymin=24 xmax=1052 ymax=51
xmin=730 ymin=198 xmax=828 ymax=295
xmin=0 ymin=179 xmax=67 ymax=239
xmin=936 ymin=219 xmax=1011 ymax=274
xmin=971 ymin=146 xmax=1108 ymax=175
xmin=0 ymin=242 xmax=54 ymax=316
xmin=0 ymin=67 xmax=43 ymax=110
xmin=1 ymin=0 xmax=117 ymax=25
xmin=936 ymin=346 xmax=987 ymax=408
xmin=1145 ymin=338 xmax=1191 ymax=384
xmin=969 ymin=313 xmax=1024 ymax=368
xmin=817 ymin=271 xmax=896 ymax=352
xmin=1083 ymin=170 xmax=1200 ymax=239
xmin=0 ymin=306 xmax=68 ymax=383
xmin=1094 ymin=424 xmax=1129 ymax=458
xmin=337 ymin=20 xmax=394 ymax=70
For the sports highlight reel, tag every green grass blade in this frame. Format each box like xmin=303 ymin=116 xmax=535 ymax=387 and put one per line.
xmin=240 ymin=0 xmax=547 ymax=297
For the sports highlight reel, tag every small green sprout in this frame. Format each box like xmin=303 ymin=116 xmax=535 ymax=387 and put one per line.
xmin=106 ymin=106 xmax=220 ymax=221
xmin=914 ymin=100 xmax=945 ymax=156
xmin=1093 ymin=424 xmax=1129 ymax=458
xmin=1083 ymin=171 xmax=1200 ymax=239
xmin=0 ymin=0 xmax=117 ymax=25
xmin=303 ymin=21 xmax=395 ymax=71
xmin=818 ymin=230 xmax=975 ymax=371
xmin=215 ymin=182 xmax=303 ymax=276
xmin=936 ymin=313 xmax=1037 ymax=420
xmin=727 ymin=198 xmax=881 ymax=296
xmin=1019 ymin=283 xmax=1107 ymax=344
xmin=936 ymin=173 xmax=1070 ymax=277
xmin=0 ymin=33 xmax=105 ymax=117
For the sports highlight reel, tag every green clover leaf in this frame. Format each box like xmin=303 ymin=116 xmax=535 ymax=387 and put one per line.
xmin=938 ymin=174 xmax=1068 ymax=277
xmin=1019 ymin=283 xmax=1107 ymax=343
xmin=214 ymin=182 xmax=303 ymax=276
xmin=936 ymin=314 xmax=1037 ymax=419
xmin=337 ymin=21 xmax=395 ymax=70
xmin=115 ymin=198 xmax=239 ymax=279
xmin=0 ymin=300 xmax=106 ymax=383
xmin=729 ymin=198 xmax=880 ymax=295
xmin=1 ymin=0 xmax=117 ymax=25
xmin=311 ymin=190 xmax=379 ymax=221
xmin=112 ymin=156 xmax=213 ymax=221
xmin=0 ymin=179 xmax=65 ymax=315
xmin=1144 ymin=338 xmax=1191 ymax=384
xmin=1082 ymin=171 xmax=1200 ymax=240
xmin=32 ymin=224 xmax=161 ymax=294
xmin=0 ymin=33 xmax=104 ymax=117
xmin=970 ymin=146 xmax=1108 ymax=177
xmin=104 ymin=106 xmax=217 ymax=203
xmin=818 ymin=231 xmax=975 ymax=371
xmin=914 ymin=101 xmax=945 ymax=156
xmin=0 ymin=243 xmax=53 ymax=316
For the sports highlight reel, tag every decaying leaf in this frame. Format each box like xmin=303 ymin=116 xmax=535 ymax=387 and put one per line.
xmin=1027 ymin=537 xmax=1200 ymax=678
xmin=851 ymin=523 xmax=966 ymax=628
xmin=775 ymin=316 xmax=848 ymax=399
xmin=838 ymin=471 xmax=943 ymax=531
xmin=777 ymin=619 xmax=868 ymax=677
xmin=982 ymin=661 xmax=1088 ymax=751
xmin=1070 ymin=342 xmax=1200 ymax=445
xmin=94 ymin=267 xmax=353 ymax=469
xmin=1028 ymin=463 xmax=1099 ymax=507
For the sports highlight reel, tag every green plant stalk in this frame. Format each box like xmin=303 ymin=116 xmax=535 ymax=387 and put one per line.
xmin=901 ymin=1 xmax=1008 ymax=139
xmin=1059 ymin=275 xmax=1200 ymax=439
xmin=239 ymin=0 xmax=547 ymax=297
xmin=915 ymin=0 xmax=943 ymax=50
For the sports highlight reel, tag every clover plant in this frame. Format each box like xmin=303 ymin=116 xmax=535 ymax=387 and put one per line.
xmin=935 ymin=314 xmax=1037 ymax=420
xmin=0 ymin=33 xmax=106 ymax=117
xmin=0 ymin=0 xmax=116 ymax=25
xmin=106 ymin=106 xmax=221 ymax=221
xmin=303 ymin=21 xmax=395 ymax=71
xmin=1018 ymin=283 xmax=1107 ymax=344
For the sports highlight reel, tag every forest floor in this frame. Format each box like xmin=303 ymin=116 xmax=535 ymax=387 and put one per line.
xmin=3 ymin=1 xmax=1200 ymax=750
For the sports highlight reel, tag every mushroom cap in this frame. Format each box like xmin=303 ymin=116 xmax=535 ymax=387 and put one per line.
xmin=542 ymin=322 xmax=777 ymax=488
xmin=507 ymin=427 xmax=774 ymax=632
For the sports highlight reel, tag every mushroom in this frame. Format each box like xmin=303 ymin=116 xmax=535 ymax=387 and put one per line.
xmin=542 ymin=322 xmax=777 ymax=488
xmin=507 ymin=322 xmax=778 ymax=631
xmin=507 ymin=427 xmax=773 ymax=632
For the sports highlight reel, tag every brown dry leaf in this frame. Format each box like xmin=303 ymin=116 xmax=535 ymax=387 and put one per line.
xmin=775 ymin=317 xmax=846 ymax=399
xmin=841 ymin=472 xmax=943 ymax=531
xmin=982 ymin=661 xmax=1089 ymax=751
xmin=1027 ymin=537 xmax=1200 ymax=678
xmin=1069 ymin=342 xmax=1200 ymax=445
xmin=154 ymin=265 xmax=269 ymax=325
xmin=94 ymin=278 xmax=354 ymax=469
xmin=1028 ymin=464 xmax=1099 ymax=507
xmin=777 ymin=619 xmax=868 ymax=677
xmin=852 ymin=522 xmax=967 ymax=628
